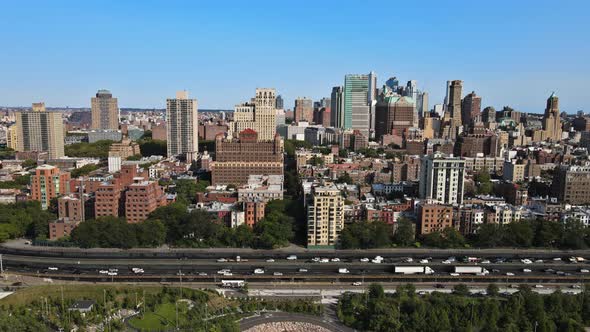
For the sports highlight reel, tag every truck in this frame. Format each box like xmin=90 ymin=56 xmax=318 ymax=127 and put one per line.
xmin=394 ymin=266 xmax=434 ymax=275
xmin=454 ymin=266 xmax=489 ymax=275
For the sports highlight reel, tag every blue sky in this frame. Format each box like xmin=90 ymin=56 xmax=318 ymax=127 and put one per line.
xmin=0 ymin=0 xmax=588 ymax=113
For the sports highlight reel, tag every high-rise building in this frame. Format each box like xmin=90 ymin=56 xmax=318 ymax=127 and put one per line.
xmin=233 ymin=88 xmax=277 ymax=141
xmin=15 ymin=103 xmax=65 ymax=159
xmin=344 ymin=74 xmax=371 ymax=136
xmin=91 ymin=89 xmax=119 ymax=130
xmin=275 ymin=95 xmax=284 ymax=110
xmin=307 ymin=183 xmax=344 ymax=248
xmin=444 ymin=80 xmax=463 ymax=125
xmin=330 ymin=86 xmax=344 ymax=128
xmin=539 ymin=92 xmax=562 ymax=142
xmin=375 ymin=95 xmax=415 ymax=140
xmin=6 ymin=125 xmax=18 ymax=150
xmin=416 ymin=91 xmax=429 ymax=119
xmin=31 ymin=164 xmax=71 ymax=210
xmin=211 ymin=129 xmax=283 ymax=186
xmin=419 ymin=154 xmax=466 ymax=205
xmin=461 ymin=91 xmax=482 ymax=127
xmin=385 ymin=77 xmax=399 ymax=92
xmin=166 ymin=91 xmax=199 ymax=161
xmin=294 ymin=97 xmax=313 ymax=123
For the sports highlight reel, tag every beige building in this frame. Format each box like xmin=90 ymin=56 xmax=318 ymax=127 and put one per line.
xmin=166 ymin=91 xmax=199 ymax=161
xmin=6 ymin=125 xmax=18 ymax=150
xmin=533 ymin=93 xmax=562 ymax=142
xmin=91 ymin=89 xmax=119 ymax=130
xmin=307 ymin=183 xmax=344 ymax=248
xmin=233 ymin=88 xmax=277 ymax=141
xmin=15 ymin=103 xmax=64 ymax=159
xmin=503 ymin=160 xmax=526 ymax=182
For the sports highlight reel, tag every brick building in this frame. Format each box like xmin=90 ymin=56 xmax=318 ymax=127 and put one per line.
xmin=125 ymin=179 xmax=168 ymax=223
xmin=31 ymin=165 xmax=71 ymax=210
xmin=417 ymin=203 xmax=454 ymax=235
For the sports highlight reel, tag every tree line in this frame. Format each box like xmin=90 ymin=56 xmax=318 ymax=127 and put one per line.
xmin=338 ymin=283 xmax=590 ymax=332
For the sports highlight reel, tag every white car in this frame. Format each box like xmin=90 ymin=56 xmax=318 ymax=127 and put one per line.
xmin=99 ymin=270 xmax=109 ymax=274
xmin=107 ymin=272 xmax=117 ymax=276
xmin=404 ymin=258 xmax=413 ymax=263
xmin=506 ymin=272 xmax=515 ymax=276
xmin=419 ymin=259 xmax=429 ymax=264
xmin=266 ymin=258 xmax=275 ymax=263
xmin=535 ymin=284 xmax=544 ymax=288
xmin=450 ymin=273 xmax=460 ymax=276
xmin=352 ymin=282 xmax=362 ymax=286
xmin=442 ymin=260 xmax=451 ymax=264
xmin=273 ymin=272 xmax=283 ymax=276
xmin=331 ymin=258 xmax=341 ymax=262
xmin=311 ymin=257 xmax=320 ymax=262
xmin=223 ymin=272 xmax=233 ymax=276
xmin=217 ymin=269 xmax=231 ymax=275
xmin=338 ymin=268 xmax=350 ymax=274
xmin=580 ymin=269 xmax=590 ymax=273
xmin=553 ymin=257 xmax=562 ymax=261
xmin=254 ymin=268 xmax=265 ymax=274
xmin=198 ymin=272 xmax=208 ymax=276
xmin=217 ymin=258 xmax=227 ymax=263
xmin=48 ymin=267 xmax=59 ymax=271
xmin=320 ymin=258 xmax=329 ymax=263
xmin=534 ymin=259 xmax=544 ymax=263
xmin=360 ymin=258 xmax=370 ymax=262
xmin=523 ymin=269 xmax=532 ymax=273
xmin=286 ymin=255 xmax=297 ymax=261
xmin=298 ymin=268 xmax=308 ymax=273
xmin=371 ymin=258 xmax=382 ymax=264
xmin=521 ymin=259 xmax=533 ymax=264
xmin=481 ymin=260 xmax=491 ymax=264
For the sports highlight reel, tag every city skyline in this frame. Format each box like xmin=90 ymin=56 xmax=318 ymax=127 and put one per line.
xmin=0 ymin=1 xmax=588 ymax=113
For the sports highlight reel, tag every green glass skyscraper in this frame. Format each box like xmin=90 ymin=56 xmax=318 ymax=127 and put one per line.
xmin=343 ymin=74 xmax=371 ymax=136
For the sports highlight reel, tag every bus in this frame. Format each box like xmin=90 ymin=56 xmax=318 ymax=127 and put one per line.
xmin=220 ymin=280 xmax=246 ymax=288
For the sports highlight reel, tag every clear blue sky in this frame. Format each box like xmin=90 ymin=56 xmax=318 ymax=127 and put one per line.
xmin=1 ymin=0 xmax=588 ymax=113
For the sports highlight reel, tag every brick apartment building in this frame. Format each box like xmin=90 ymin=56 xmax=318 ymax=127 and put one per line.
xmin=417 ymin=203 xmax=454 ymax=234
xmin=31 ymin=165 xmax=71 ymax=210
xmin=125 ymin=179 xmax=168 ymax=223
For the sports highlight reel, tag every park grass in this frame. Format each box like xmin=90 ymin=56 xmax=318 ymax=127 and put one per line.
xmin=0 ymin=284 xmax=163 ymax=306
xmin=129 ymin=301 xmax=190 ymax=330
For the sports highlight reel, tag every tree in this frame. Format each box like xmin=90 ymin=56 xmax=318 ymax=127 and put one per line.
xmin=70 ymin=163 xmax=99 ymax=178
xmin=139 ymin=139 xmax=167 ymax=157
xmin=135 ymin=219 xmax=166 ymax=247
xmin=453 ymin=284 xmax=471 ymax=296
xmin=368 ymin=283 xmax=385 ymax=300
xmin=65 ymin=140 xmax=114 ymax=158
xmin=393 ymin=218 xmax=415 ymax=246
xmin=174 ymin=179 xmax=198 ymax=205
xmin=487 ymin=283 xmax=500 ymax=297
xmin=336 ymin=172 xmax=353 ymax=184
xmin=475 ymin=168 xmax=493 ymax=195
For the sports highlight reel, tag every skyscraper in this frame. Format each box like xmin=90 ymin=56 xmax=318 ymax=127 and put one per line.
xmin=233 ymin=88 xmax=277 ymax=141
xmin=294 ymin=97 xmax=313 ymax=123
xmin=385 ymin=77 xmax=399 ymax=92
xmin=541 ymin=92 xmax=562 ymax=141
xmin=15 ymin=103 xmax=65 ymax=159
xmin=166 ymin=91 xmax=199 ymax=161
xmin=445 ymin=80 xmax=463 ymax=125
xmin=330 ymin=86 xmax=344 ymax=128
xmin=275 ymin=95 xmax=284 ymax=110
xmin=461 ymin=91 xmax=482 ymax=127
xmin=307 ymin=183 xmax=344 ymax=248
xmin=419 ymin=154 xmax=466 ymax=205
xmin=375 ymin=94 xmax=415 ymax=140
xmin=416 ymin=91 xmax=429 ymax=119
xmin=343 ymin=74 xmax=371 ymax=136
xmin=91 ymin=89 xmax=119 ymax=130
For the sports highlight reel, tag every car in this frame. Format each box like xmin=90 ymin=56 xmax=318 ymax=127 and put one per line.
xmin=523 ymin=269 xmax=532 ymax=273
xmin=442 ymin=260 xmax=451 ymax=264
xmin=99 ymin=270 xmax=109 ymax=274
xmin=352 ymin=282 xmax=363 ymax=286
xmin=217 ymin=269 xmax=231 ymax=275
xmin=509 ymin=284 xmax=519 ymax=288
xmin=198 ymin=272 xmax=208 ymax=276
xmin=107 ymin=272 xmax=117 ymax=276
xmin=450 ymin=273 xmax=460 ymax=276
xmin=273 ymin=272 xmax=283 ymax=276
xmin=176 ymin=271 xmax=186 ymax=276
xmin=535 ymin=284 xmax=544 ymax=288
xmin=418 ymin=291 xmax=427 ymax=295
xmin=24 ymin=240 xmax=32 ymax=245
xmin=360 ymin=258 xmax=370 ymax=263
xmin=492 ymin=269 xmax=501 ymax=273
xmin=320 ymin=258 xmax=329 ymax=263
xmin=419 ymin=259 xmax=429 ymax=264
xmin=223 ymin=272 xmax=233 ymax=276
xmin=447 ymin=256 xmax=456 ymax=262
xmin=404 ymin=258 xmax=413 ymax=263
xmin=286 ymin=255 xmax=297 ymax=260
xmin=556 ymin=271 xmax=565 ymax=275
xmin=132 ymin=268 xmax=144 ymax=274
xmin=506 ymin=272 xmax=515 ymax=276
xmin=311 ymin=257 xmax=320 ymax=262
xmin=565 ymin=272 xmax=573 ymax=276
xmin=338 ymin=268 xmax=350 ymax=274
xmin=521 ymin=259 xmax=533 ymax=264
xmin=534 ymin=259 xmax=544 ymax=263
xmin=371 ymin=258 xmax=383 ymax=264
xmin=108 ymin=268 xmax=118 ymax=272
xmin=581 ymin=269 xmax=590 ymax=273
xmin=553 ymin=257 xmax=562 ymax=261
xmin=298 ymin=268 xmax=308 ymax=273
xmin=266 ymin=259 xmax=275 ymax=263
xmin=495 ymin=258 xmax=506 ymax=264
xmin=217 ymin=258 xmax=227 ymax=263
xmin=481 ymin=260 xmax=491 ymax=264
xmin=254 ymin=268 xmax=265 ymax=274
xmin=545 ymin=268 xmax=555 ymax=273
xmin=331 ymin=258 xmax=341 ymax=262
xmin=48 ymin=267 xmax=58 ymax=271
xmin=571 ymin=284 xmax=582 ymax=289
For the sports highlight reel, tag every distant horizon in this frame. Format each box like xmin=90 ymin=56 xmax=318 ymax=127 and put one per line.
xmin=0 ymin=1 xmax=588 ymax=113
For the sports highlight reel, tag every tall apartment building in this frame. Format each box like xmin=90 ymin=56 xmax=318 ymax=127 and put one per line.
xmin=91 ymin=89 xmax=119 ymax=130
xmin=330 ymin=86 xmax=344 ymax=128
xmin=307 ymin=183 xmax=344 ymax=249
xmin=6 ymin=125 xmax=18 ymax=150
xmin=294 ymin=97 xmax=313 ymax=123
xmin=125 ymin=179 xmax=167 ymax=223
xmin=343 ymin=74 xmax=371 ymax=137
xmin=233 ymin=88 xmax=277 ymax=141
xmin=31 ymin=164 xmax=71 ymax=210
xmin=211 ymin=129 xmax=283 ymax=186
xmin=419 ymin=154 xmax=466 ymax=205
xmin=95 ymin=182 xmax=123 ymax=218
xmin=15 ymin=103 xmax=64 ymax=159
xmin=166 ymin=91 xmax=199 ymax=161
xmin=552 ymin=165 xmax=590 ymax=204
xmin=461 ymin=91 xmax=482 ymax=127
xmin=275 ymin=95 xmax=284 ymax=110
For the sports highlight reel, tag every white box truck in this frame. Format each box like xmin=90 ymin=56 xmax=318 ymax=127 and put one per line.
xmin=394 ymin=266 xmax=434 ymax=275
xmin=454 ymin=266 xmax=489 ymax=275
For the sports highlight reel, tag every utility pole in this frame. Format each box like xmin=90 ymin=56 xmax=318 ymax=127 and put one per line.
xmin=0 ymin=254 xmax=3 ymax=275
xmin=176 ymin=300 xmax=179 ymax=330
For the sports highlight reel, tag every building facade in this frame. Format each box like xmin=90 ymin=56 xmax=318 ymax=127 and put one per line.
xmin=343 ymin=74 xmax=371 ymax=136
xmin=419 ymin=154 xmax=466 ymax=205
xmin=307 ymin=184 xmax=344 ymax=248
xmin=31 ymin=164 xmax=71 ymax=210
xmin=91 ymin=89 xmax=119 ymax=130
xmin=166 ymin=91 xmax=199 ymax=161
xmin=125 ymin=180 xmax=168 ymax=223
xmin=233 ymin=88 xmax=277 ymax=141
xmin=15 ymin=103 xmax=65 ymax=159
xmin=294 ymin=97 xmax=313 ymax=123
